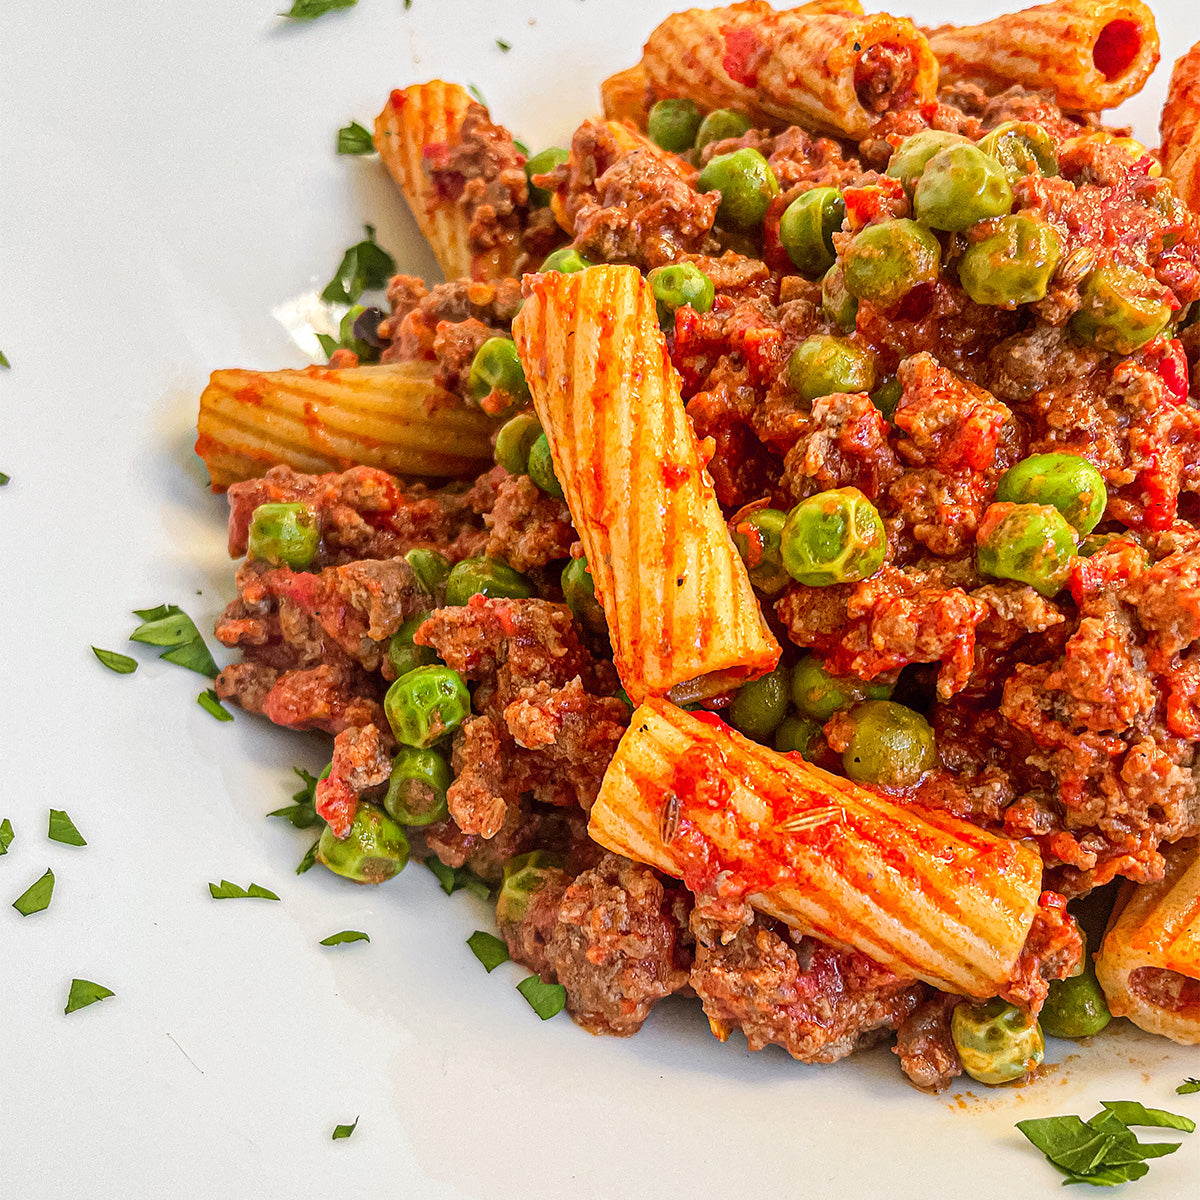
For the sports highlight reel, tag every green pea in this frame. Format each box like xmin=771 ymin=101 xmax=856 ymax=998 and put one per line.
xmin=730 ymin=507 xmax=791 ymax=595
xmin=885 ymin=130 xmax=973 ymax=194
xmin=780 ymin=487 xmax=887 ymax=587
xmin=995 ymin=453 xmax=1107 ymax=536
xmin=1071 ymin=263 xmax=1173 ymax=354
xmin=957 ymin=214 xmax=1062 ymax=308
xmin=840 ymin=699 xmax=936 ymax=787
xmin=871 ymin=375 xmax=902 ymax=420
xmin=247 ymin=502 xmax=320 ymax=569
xmin=821 ymin=264 xmax=859 ymax=330
xmin=647 ymin=98 xmax=703 ymax=154
xmin=779 ymin=187 xmax=846 ymax=277
xmin=405 ymin=548 xmax=451 ymax=596
xmin=317 ymin=803 xmax=409 ymax=884
xmin=842 ymin=219 xmax=941 ymax=309
xmin=976 ymin=121 xmax=1058 ymax=183
xmin=494 ymin=411 xmax=543 ymax=476
xmin=525 ymin=146 xmax=568 ymax=206
xmin=976 ymin=502 xmax=1078 ymax=598
xmin=647 ymin=262 xmax=715 ymax=325
xmin=540 ymin=246 xmax=594 ymax=274
xmin=467 ymin=337 xmax=530 ymax=414
xmin=388 ymin=612 xmax=436 ymax=677
xmin=444 ymin=555 xmax=535 ymax=606
xmin=696 ymin=148 xmax=779 ymax=233
xmin=951 ymin=997 xmax=1044 ymax=1085
xmin=496 ymin=850 xmax=567 ymax=924
xmin=1039 ymin=970 xmax=1111 ymax=1040
xmin=694 ymin=108 xmax=751 ymax=151
xmin=561 ymin=555 xmax=607 ymax=635
xmin=527 ymin=433 xmax=564 ymax=499
xmin=383 ymin=664 xmax=471 ymax=748
xmin=728 ymin=662 xmax=789 ymax=742
xmin=787 ymin=335 xmax=877 ymax=404
xmin=774 ymin=713 xmax=821 ymax=757
xmin=383 ymin=746 xmax=451 ymax=826
xmin=791 ymin=654 xmax=894 ymax=722
xmin=912 ymin=144 xmax=1014 ymax=232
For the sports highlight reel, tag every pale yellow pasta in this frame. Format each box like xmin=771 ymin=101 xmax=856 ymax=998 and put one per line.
xmin=590 ymin=698 xmax=1045 ymax=998
xmin=195 ymin=362 xmax=497 ymax=489
xmin=641 ymin=3 xmax=937 ymax=138
xmin=1095 ymin=839 xmax=1200 ymax=1045
xmin=927 ymin=0 xmax=1160 ymax=112
xmin=512 ymin=264 xmax=780 ymax=704
xmin=1160 ymin=40 xmax=1200 ymax=211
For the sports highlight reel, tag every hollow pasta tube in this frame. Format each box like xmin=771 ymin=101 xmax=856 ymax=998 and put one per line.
xmin=1160 ymin=40 xmax=1200 ymax=211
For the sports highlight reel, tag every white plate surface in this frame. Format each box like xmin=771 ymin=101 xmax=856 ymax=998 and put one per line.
xmin=1 ymin=2 xmax=1198 ymax=1197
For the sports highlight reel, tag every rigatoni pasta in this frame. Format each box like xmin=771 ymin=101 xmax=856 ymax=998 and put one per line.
xmin=1095 ymin=839 xmax=1200 ymax=1044
xmin=590 ymin=698 xmax=1045 ymax=998
xmin=927 ymin=0 xmax=1160 ymax=112
xmin=512 ymin=264 xmax=780 ymax=704
xmin=1160 ymin=40 xmax=1200 ymax=210
xmin=196 ymin=362 xmax=497 ymax=489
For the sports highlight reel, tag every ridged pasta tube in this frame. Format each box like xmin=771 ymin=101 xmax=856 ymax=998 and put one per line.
xmin=512 ymin=265 xmax=780 ymax=704
xmin=1161 ymin=41 xmax=1200 ymax=212
xmin=195 ymin=362 xmax=497 ymax=489
xmin=601 ymin=63 xmax=653 ymax=127
xmin=927 ymin=0 xmax=1160 ymax=112
xmin=590 ymin=698 xmax=1045 ymax=998
xmin=1095 ymin=839 xmax=1200 ymax=1045
xmin=641 ymin=3 xmax=937 ymax=138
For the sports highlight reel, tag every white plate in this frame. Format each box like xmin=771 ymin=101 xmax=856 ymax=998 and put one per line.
xmin=2 ymin=2 xmax=1197 ymax=1197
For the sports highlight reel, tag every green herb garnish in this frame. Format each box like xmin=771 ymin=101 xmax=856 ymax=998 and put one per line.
xmin=92 ymin=646 xmax=138 ymax=674
xmin=129 ymin=604 xmax=218 ymax=677
xmin=280 ymin=0 xmax=357 ymax=19
xmin=0 ymin=350 xmax=9 ymax=368
xmin=297 ymin=838 xmax=321 ymax=874
xmin=516 ymin=974 xmax=565 ymax=1020
xmin=467 ymin=930 xmax=509 ymax=973
xmin=320 ymin=225 xmax=395 ymax=305
xmin=198 ymin=688 xmax=233 ymax=721
xmin=269 ymin=767 xmax=323 ymax=828
xmin=496 ymin=38 xmax=511 ymax=51
xmin=337 ymin=121 xmax=374 ymax=155
xmin=319 ymin=930 xmax=370 ymax=946
xmin=426 ymin=858 xmax=489 ymax=898
xmin=65 ymin=979 xmax=115 ymax=1014
xmin=331 ymin=1117 xmax=359 ymax=1140
xmin=1179 ymin=1078 xmax=1200 ymax=1095
xmin=208 ymin=880 xmax=281 ymax=900
xmin=13 ymin=868 xmax=55 ymax=916
xmin=48 ymin=809 xmax=86 ymax=847
xmin=467 ymin=83 xmax=487 ymax=107
xmin=0 ymin=472 xmax=9 ymax=486
xmin=0 ymin=818 xmax=13 ymax=855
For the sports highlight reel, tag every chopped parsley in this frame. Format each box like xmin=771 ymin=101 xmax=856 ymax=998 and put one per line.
xmin=268 ymin=766 xmax=324 ymax=828
xmin=320 ymin=225 xmax=395 ymax=305
xmin=516 ymin=975 xmax=566 ymax=1020
xmin=336 ymin=121 xmax=374 ymax=155
xmin=467 ymin=930 xmax=509 ymax=973
xmin=467 ymin=83 xmax=487 ymax=106
xmin=65 ymin=979 xmax=115 ymax=1015
xmin=1017 ymin=1101 xmax=1195 ymax=1186
xmin=426 ymin=857 xmax=489 ymax=898
xmin=296 ymin=838 xmax=321 ymax=875
xmin=13 ymin=868 xmax=55 ymax=916
xmin=0 ymin=818 xmax=13 ymax=855
xmin=0 ymin=349 xmax=9 ymax=367
xmin=280 ymin=0 xmax=357 ymax=19
xmin=208 ymin=880 xmax=281 ymax=900
xmin=319 ymin=930 xmax=369 ymax=946
xmin=47 ymin=809 xmax=86 ymax=847
xmin=496 ymin=38 xmax=511 ymax=52
xmin=1178 ymin=1078 xmax=1200 ymax=1095
xmin=331 ymin=1117 xmax=359 ymax=1140
xmin=92 ymin=646 xmax=138 ymax=674
xmin=129 ymin=604 xmax=218 ymax=677
xmin=197 ymin=688 xmax=233 ymax=721
xmin=0 ymin=471 xmax=9 ymax=486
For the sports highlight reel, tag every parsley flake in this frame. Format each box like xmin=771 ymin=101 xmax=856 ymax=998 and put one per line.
xmin=467 ymin=83 xmax=487 ymax=107
xmin=1179 ymin=1078 xmax=1200 ymax=1095
xmin=426 ymin=858 xmax=489 ymax=898
xmin=0 ymin=818 xmax=13 ymax=855
xmin=0 ymin=471 xmax=9 ymax=486
xmin=270 ymin=766 xmax=325 ymax=828
xmin=496 ymin=38 xmax=511 ymax=51
xmin=280 ymin=0 xmax=357 ymax=19
xmin=92 ymin=646 xmax=138 ymax=674
xmin=319 ymin=930 xmax=370 ymax=946
xmin=516 ymin=975 xmax=565 ymax=1019
xmin=467 ymin=930 xmax=509 ymax=973
xmin=208 ymin=880 xmax=281 ymax=900
xmin=320 ymin=225 xmax=395 ymax=305
xmin=336 ymin=120 xmax=375 ymax=155
xmin=48 ymin=809 xmax=86 ymax=847
xmin=13 ymin=868 xmax=55 ymax=916
xmin=0 ymin=349 xmax=9 ymax=367
xmin=65 ymin=979 xmax=115 ymax=1015
xmin=197 ymin=689 xmax=233 ymax=721
xmin=129 ymin=604 xmax=218 ymax=677
xmin=297 ymin=838 xmax=321 ymax=875
xmin=331 ymin=1117 xmax=359 ymax=1140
